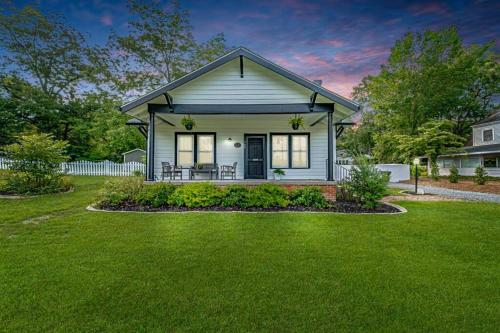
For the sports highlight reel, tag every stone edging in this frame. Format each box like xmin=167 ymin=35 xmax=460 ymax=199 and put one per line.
xmin=86 ymin=202 xmax=407 ymax=215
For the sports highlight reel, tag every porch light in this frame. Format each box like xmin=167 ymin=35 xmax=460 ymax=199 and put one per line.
xmin=413 ymin=157 xmax=420 ymax=194
xmin=227 ymin=137 xmax=232 ymax=142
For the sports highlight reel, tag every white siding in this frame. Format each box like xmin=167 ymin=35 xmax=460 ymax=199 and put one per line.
xmin=472 ymin=123 xmax=500 ymax=146
xmin=153 ymin=115 xmax=329 ymax=180
xmin=170 ymin=58 xmax=312 ymax=104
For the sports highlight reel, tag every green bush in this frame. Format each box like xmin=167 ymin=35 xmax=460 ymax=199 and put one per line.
xmin=221 ymin=185 xmax=252 ymax=208
xmin=474 ymin=166 xmax=487 ymax=185
xmin=246 ymin=184 xmax=290 ymax=208
xmin=135 ymin=183 xmax=176 ymax=207
xmin=430 ymin=162 xmax=440 ymax=181
xmin=99 ymin=177 xmax=144 ymax=205
xmin=449 ymin=164 xmax=459 ymax=183
xmin=168 ymin=183 xmax=223 ymax=208
xmin=2 ymin=133 xmax=72 ymax=195
xmin=290 ymin=187 xmax=329 ymax=209
xmin=342 ymin=156 xmax=389 ymax=208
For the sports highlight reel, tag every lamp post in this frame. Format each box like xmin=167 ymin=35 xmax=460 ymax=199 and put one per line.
xmin=413 ymin=157 xmax=420 ymax=194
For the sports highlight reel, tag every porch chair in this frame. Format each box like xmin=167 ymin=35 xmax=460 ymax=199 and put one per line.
xmin=161 ymin=162 xmax=182 ymax=180
xmin=220 ymin=162 xmax=237 ymax=180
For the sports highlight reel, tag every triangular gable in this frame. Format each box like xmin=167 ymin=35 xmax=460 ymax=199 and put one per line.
xmin=120 ymin=47 xmax=359 ymax=113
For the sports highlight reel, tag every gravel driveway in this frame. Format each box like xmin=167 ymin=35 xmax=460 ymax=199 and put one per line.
xmin=390 ymin=183 xmax=500 ymax=203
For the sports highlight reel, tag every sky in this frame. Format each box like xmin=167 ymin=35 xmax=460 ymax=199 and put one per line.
xmin=15 ymin=0 xmax=500 ymax=98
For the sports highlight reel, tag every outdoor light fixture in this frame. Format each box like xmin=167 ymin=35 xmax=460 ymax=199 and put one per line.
xmin=227 ymin=137 xmax=232 ymax=142
xmin=413 ymin=158 xmax=420 ymax=194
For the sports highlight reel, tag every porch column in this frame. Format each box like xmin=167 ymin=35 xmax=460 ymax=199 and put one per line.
xmin=146 ymin=105 xmax=155 ymax=181
xmin=327 ymin=110 xmax=334 ymax=181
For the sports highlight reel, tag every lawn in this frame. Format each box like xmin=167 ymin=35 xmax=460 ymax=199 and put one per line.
xmin=1 ymin=177 xmax=499 ymax=332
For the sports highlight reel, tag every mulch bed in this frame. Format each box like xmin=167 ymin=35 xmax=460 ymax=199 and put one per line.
xmin=96 ymin=200 xmax=400 ymax=214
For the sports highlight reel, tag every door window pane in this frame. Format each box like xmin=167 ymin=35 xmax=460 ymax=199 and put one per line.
xmin=197 ymin=135 xmax=214 ymax=164
xmin=177 ymin=135 xmax=194 ymax=167
xmin=291 ymin=135 xmax=308 ymax=168
xmin=272 ymin=135 xmax=289 ymax=168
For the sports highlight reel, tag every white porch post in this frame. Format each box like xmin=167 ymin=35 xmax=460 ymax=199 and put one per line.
xmin=327 ymin=110 xmax=334 ymax=181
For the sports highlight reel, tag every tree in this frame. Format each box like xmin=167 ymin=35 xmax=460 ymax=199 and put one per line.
xmin=393 ymin=120 xmax=466 ymax=163
xmin=2 ymin=133 xmax=71 ymax=194
xmin=0 ymin=2 xmax=102 ymax=98
xmin=107 ymin=0 xmax=227 ymax=95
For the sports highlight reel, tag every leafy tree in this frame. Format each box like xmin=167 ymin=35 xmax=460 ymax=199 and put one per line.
xmin=430 ymin=162 xmax=440 ymax=181
xmin=338 ymin=111 xmax=376 ymax=157
xmin=107 ymin=0 xmax=227 ymax=95
xmin=393 ymin=120 xmax=466 ymax=163
xmin=0 ymin=2 xmax=102 ymax=98
xmin=2 ymin=133 xmax=71 ymax=194
xmin=449 ymin=164 xmax=459 ymax=183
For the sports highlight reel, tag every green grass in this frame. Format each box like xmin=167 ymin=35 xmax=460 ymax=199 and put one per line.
xmin=1 ymin=176 xmax=499 ymax=332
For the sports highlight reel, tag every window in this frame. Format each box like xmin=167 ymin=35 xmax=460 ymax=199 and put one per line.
xmin=197 ymin=135 xmax=214 ymax=164
xmin=271 ymin=135 xmax=289 ymax=168
xmin=442 ymin=159 xmax=457 ymax=168
xmin=483 ymin=129 xmax=493 ymax=142
xmin=484 ymin=157 xmax=498 ymax=168
xmin=271 ymin=134 xmax=309 ymax=168
xmin=461 ymin=157 xmax=480 ymax=168
xmin=177 ymin=134 xmax=194 ymax=167
xmin=176 ymin=133 xmax=215 ymax=167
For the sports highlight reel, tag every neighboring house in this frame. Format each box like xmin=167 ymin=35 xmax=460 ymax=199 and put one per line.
xmin=122 ymin=148 xmax=146 ymax=163
xmin=120 ymin=47 xmax=359 ymax=181
xmin=436 ymin=110 xmax=500 ymax=177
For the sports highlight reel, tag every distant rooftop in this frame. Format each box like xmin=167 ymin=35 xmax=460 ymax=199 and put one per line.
xmin=474 ymin=110 xmax=500 ymax=126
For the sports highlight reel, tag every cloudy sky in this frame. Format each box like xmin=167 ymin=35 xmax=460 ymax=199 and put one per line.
xmin=16 ymin=0 xmax=500 ymax=97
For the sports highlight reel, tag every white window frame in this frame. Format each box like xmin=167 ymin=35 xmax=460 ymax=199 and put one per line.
xmin=270 ymin=133 xmax=310 ymax=169
xmin=175 ymin=133 xmax=216 ymax=167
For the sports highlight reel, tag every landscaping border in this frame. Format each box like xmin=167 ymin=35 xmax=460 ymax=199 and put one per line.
xmin=86 ymin=202 xmax=407 ymax=215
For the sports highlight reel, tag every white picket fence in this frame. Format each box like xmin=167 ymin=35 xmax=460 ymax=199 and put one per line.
xmin=0 ymin=158 xmax=145 ymax=177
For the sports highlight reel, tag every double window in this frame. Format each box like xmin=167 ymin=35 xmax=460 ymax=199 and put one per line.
xmin=270 ymin=134 xmax=309 ymax=168
xmin=176 ymin=133 xmax=215 ymax=167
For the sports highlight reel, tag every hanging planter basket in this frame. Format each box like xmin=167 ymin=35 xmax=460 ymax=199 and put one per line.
xmin=181 ymin=116 xmax=196 ymax=131
xmin=288 ymin=115 xmax=304 ymax=130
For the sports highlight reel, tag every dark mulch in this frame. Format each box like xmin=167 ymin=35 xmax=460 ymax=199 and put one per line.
xmin=97 ymin=200 xmax=400 ymax=214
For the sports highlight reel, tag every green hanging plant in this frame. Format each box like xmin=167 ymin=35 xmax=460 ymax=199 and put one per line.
xmin=288 ymin=115 xmax=305 ymax=130
xmin=181 ymin=115 xmax=196 ymax=130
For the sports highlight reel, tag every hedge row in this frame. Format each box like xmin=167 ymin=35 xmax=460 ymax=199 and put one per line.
xmin=98 ymin=178 xmax=329 ymax=209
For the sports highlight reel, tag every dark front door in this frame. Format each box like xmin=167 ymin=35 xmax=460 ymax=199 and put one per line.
xmin=245 ymin=135 xmax=266 ymax=179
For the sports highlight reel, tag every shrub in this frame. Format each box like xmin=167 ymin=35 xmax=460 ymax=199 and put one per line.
xmin=474 ymin=166 xmax=487 ymax=185
xmin=290 ymin=187 xmax=329 ymax=209
xmin=221 ymin=185 xmax=251 ymax=208
xmin=449 ymin=164 xmax=459 ymax=183
xmin=132 ymin=170 xmax=144 ymax=177
xmin=246 ymin=184 xmax=290 ymax=208
xmin=168 ymin=182 xmax=223 ymax=208
xmin=341 ymin=156 xmax=389 ymax=208
xmin=99 ymin=177 xmax=144 ymax=206
xmin=430 ymin=162 xmax=440 ymax=181
xmin=135 ymin=183 xmax=176 ymax=207
xmin=2 ymin=133 xmax=72 ymax=195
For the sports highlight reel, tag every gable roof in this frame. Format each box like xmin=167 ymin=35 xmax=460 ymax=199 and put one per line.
xmin=120 ymin=47 xmax=359 ymax=113
xmin=122 ymin=148 xmax=146 ymax=155
xmin=473 ymin=110 xmax=500 ymax=127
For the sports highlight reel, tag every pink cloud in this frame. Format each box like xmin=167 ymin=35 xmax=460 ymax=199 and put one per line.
xmin=332 ymin=46 xmax=389 ymax=65
xmin=100 ymin=14 xmax=113 ymax=26
xmin=409 ymin=3 xmax=449 ymax=16
xmin=319 ymin=39 xmax=345 ymax=47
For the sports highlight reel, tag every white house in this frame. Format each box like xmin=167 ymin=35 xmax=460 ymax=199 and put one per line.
xmin=122 ymin=148 xmax=146 ymax=163
xmin=436 ymin=110 xmax=500 ymax=177
xmin=120 ymin=47 xmax=359 ymax=181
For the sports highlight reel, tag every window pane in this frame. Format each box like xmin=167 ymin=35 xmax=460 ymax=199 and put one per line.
xmin=484 ymin=157 xmax=497 ymax=168
xmin=443 ymin=159 xmax=457 ymax=168
xmin=461 ymin=157 xmax=480 ymax=168
xmin=178 ymin=135 xmax=194 ymax=151
xmin=483 ymin=129 xmax=493 ymax=142
xmin=272 ymin=135 xmax=288 ymax=168
xmin=291 ymin=135 xmax=308 ymax=168
xmin=272 ymin=152 xmax=288 ymax=168
xmin=197 ymin=135 xmax=214 ymax=164
xmin=272 ymin=135 xmax=288 ymax=150
xmin=178 ymin=152 xmax=193 ymax=166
